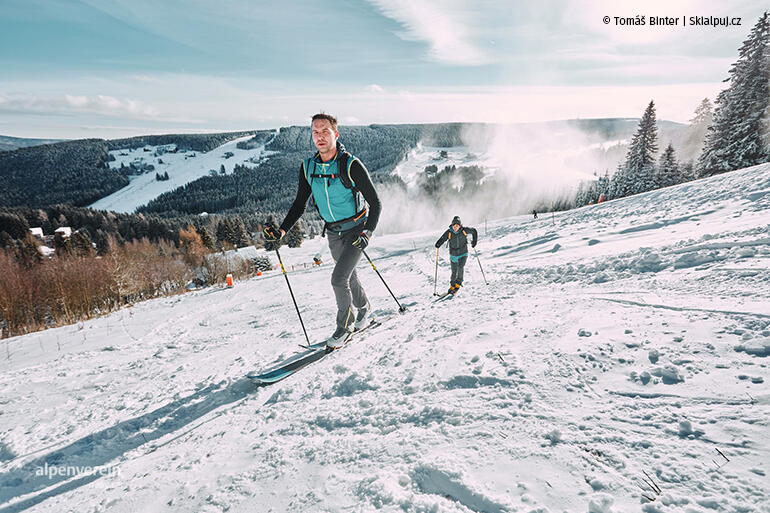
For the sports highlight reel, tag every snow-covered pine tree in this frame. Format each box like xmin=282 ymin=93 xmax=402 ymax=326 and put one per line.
xmin=608 ymin=163 xmax=626 ymax=200
xmin=285 ymin=220 xmax=304 ymax=248
xmin=574 ymin=181 xmax=588 ymax=207
xmin=70 ymin=230 xmax=95 ymax=257
xmin=215 ymin=218 xmax=236 ymax=249
xmin=691 ymin=98 xmax=714 ymax=126
xmin=622 ymin=100 xmax=659 ymax=197
xmin=681 ymin=98 xmax=714 ymax=163
xmin=680 ymin=161 xmax=696 ymax=183
xmin=249 ymin=255 xmax=272 ymax=273
xmin=229 ymin=217 xmax=250 ymax=248
xmin=699 ymin=11 xmax=770 ymax=175
xmin=586 ymin=179 xmax=600 ymax=204
xmin=599 ymin=169 xmax=611 ymax=200
xmin=657 ymin=144 xmax=680 ymax=188
xmin=195 ymin=225 xmax=215 ymax=250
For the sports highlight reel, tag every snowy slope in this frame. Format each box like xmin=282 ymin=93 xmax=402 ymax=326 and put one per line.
xmin=1 ymin=164 xmax=769 ymax=513
xmin=88 ymin=133 xmax=276 ymax=213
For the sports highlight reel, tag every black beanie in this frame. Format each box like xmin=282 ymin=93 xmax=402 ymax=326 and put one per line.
xmin=451 ymin=216 xmax=462 ymax=226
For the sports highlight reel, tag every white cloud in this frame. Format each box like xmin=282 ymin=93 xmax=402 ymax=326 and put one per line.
xmin=0 ymin=93 xmax=199 ymax=123
xmin=131 ymin=74 xmax=168 ymax=84
xmin=365 ymin=84 xmax=386 ymax=94
xmin=366 ymin=0 xmax=490 ymax=65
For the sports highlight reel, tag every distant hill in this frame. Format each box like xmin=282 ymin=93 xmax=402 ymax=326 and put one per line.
xmin=0 ymin=131 xmax=253 ymax=208
xmin=0 ymin=135 xmax=65 ymax=152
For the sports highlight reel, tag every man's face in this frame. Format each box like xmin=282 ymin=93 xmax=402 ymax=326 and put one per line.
xmin=452 ymin=223 xmax=461 ymax=231
xmin=312 ymin=119 xmax=338 ymax=154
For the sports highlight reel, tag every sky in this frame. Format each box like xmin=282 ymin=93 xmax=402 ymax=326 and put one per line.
xmin=0 ymin=0 xmax=766 ymax=139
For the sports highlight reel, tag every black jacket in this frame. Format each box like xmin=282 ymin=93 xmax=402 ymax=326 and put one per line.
xmin=435 ymin=226 xmax=478 ymax=256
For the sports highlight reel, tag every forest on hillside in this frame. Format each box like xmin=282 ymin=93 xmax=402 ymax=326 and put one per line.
xmin=0 ymin=132 xmax=254 ymax=208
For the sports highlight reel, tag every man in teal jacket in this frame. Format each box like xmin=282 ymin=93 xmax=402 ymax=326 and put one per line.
xmin=264 ymin=113 xmax=381 ymax=349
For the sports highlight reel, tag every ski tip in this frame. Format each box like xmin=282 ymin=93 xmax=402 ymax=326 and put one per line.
xmin=246 ymin=374 xmax=265 ymax=384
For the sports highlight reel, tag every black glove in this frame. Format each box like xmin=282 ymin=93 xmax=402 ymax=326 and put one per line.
xmin=435 ymin=241 xmax=442 ymax=248
xmin=352 ymin=230 xmax=371 ymax=250
xmin=263 ymin=225 xmax=281 ymax=241
xmin=471 ymin=240 xmax=477 ymax=248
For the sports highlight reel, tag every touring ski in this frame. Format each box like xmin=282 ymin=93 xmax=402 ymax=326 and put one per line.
xmin=247 ymin=319 xmax=381 ymax=385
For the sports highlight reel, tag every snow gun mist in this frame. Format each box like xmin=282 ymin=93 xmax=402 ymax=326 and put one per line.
xmin=376 ymin=121 xmax=614 ymax=234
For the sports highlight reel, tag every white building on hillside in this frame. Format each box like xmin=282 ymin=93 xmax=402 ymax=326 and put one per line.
xmin=29 ymin=227 xmax=44 ymax=240
xmin=54 ymin=227 xmax=72 ymax=239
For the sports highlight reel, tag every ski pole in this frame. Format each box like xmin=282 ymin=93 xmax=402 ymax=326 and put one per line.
xmin=473 ymin=247 xmax=488 ymax=286
xmin=274 ymin=246 xmax=310 ymax=345
xmin=433 ymin=247 xmax=439 ymax=296
xmin=362 ymin=249 xmax=407 ymax=312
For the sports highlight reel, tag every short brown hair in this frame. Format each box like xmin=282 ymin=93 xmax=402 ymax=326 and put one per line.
xmin=311 ymin=112 xmax=338 ymax=131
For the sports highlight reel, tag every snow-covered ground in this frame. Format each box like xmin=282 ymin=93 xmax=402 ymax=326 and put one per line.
xmin=88 ymin=133 xmax=276 ymax=213
xmin=1 ymin=163 xmax=769 ymax=513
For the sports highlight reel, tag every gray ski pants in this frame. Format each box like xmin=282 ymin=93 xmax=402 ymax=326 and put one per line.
xmin=450 ymin=256 xmax=467 ymax=286
xmin=327 ymin=229 xmax=368 ymax=330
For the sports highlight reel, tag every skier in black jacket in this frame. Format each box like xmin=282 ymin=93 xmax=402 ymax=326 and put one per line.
xmin=434 ymin=216 xmax=478 ymax=295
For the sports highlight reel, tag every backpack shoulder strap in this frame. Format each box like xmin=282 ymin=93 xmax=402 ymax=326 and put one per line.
xmin=337 ymin=151 xmax=356 ymax=190
xmin=302 ymin=157 xmax=315 ymax=184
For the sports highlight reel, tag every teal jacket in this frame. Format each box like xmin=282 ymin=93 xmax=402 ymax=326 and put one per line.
xmin=280 ymin=142 xmax=381 ymax=234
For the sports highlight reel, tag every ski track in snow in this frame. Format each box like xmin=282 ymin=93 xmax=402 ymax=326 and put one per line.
xmin=1 ymin=164 xmax=769 ymax=512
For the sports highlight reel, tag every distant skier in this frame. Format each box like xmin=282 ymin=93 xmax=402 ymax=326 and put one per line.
xmin=532 ymin=209 xmax=538 ymax=219
xmin=434 ymin=216 xmax=478 ymax=295
xmin=263 ymin=113 xmax=381 ymax=349
xmin=313 ymin=253 xmax=322 ymax=266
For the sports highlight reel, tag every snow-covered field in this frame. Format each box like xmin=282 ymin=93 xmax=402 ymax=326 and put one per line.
xmin=88 ymin=133 xmax=276 ymax=214
xmin=1 ymin=163 xmax=769 ymax=513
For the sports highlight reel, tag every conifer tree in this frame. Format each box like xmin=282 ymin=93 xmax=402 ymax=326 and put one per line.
xmin=195 ymin=224 xmax=215 ymax=250
xmin=699 ymin=12 xmax=770 ymax=174
xmin=70 ymin=230 xmax=95 ymax=257
xmin=286 ymin=220 xmax=305 ymax=248
xmin=598 ymin=170 xmax=611 ymax=200
xmin=657 ymin=144 xmax=680 ymax=188
xmin=15 ymin=235 xmax=42 ymax=268
xmin=680 ymin=98 xmax=714 ymax=163
xmin=680 ymin=161 xmax=696 ymax=182
xmin=622 ymin=100 xmax=659 ymax=196
xmin=215 ymin=218 xmax=234 ymax=249
xmin=229 ymin=217 xmax=250 ymax=248
xmin=608 ymin=163 xmax=626 ymax=200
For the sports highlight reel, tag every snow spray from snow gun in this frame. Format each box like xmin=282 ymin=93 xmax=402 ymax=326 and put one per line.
xmin=274 ymin=245 xmax=310 ymax=345
xmin=362 ymin=250 xmax=407 ymax=313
